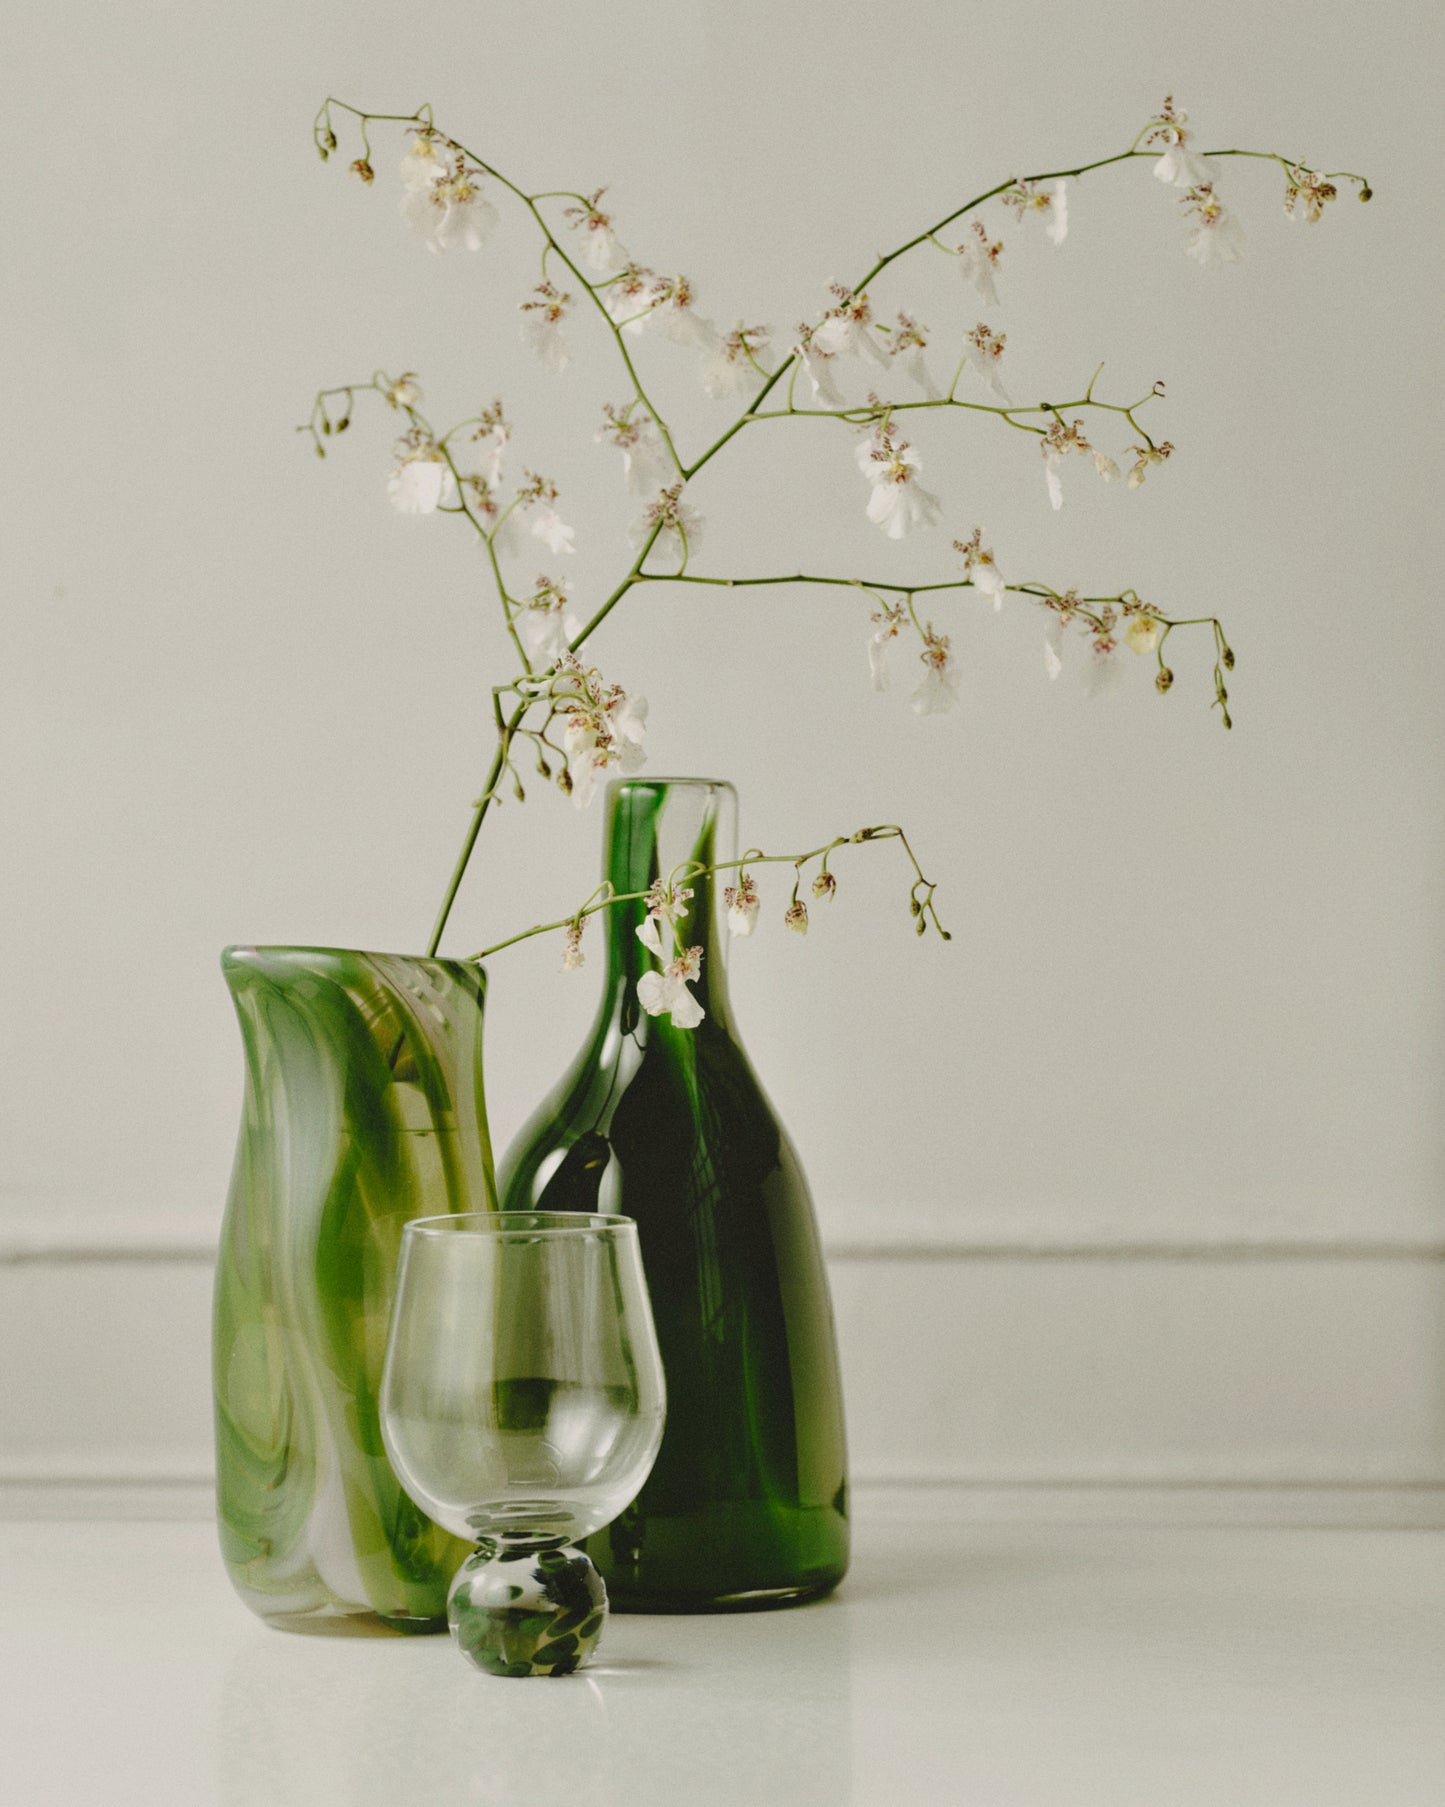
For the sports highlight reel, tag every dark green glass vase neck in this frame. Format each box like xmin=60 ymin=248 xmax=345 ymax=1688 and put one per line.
xmin=597 ymin=777 xmax=737 ymax=1029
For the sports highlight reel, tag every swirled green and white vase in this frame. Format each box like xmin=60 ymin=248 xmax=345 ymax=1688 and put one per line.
xmin=499 ymin=779 xmax=850 ymax=1611
xmin=214 ymin=946 xmax=497 ymax=1629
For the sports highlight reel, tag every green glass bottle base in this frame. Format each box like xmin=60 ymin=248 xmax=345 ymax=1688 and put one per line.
xmin=606 ymin=1573 xmax=844 ymax=1614
xmin=586 ymin=1497 xmax=849 ymax=1613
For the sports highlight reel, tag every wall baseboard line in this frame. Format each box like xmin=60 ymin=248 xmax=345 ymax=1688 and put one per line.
xmin=4 ymin=1224 xmax=1444 ymax=1266
xmin=5 ymin=1470 xmax=1442 ymax=1527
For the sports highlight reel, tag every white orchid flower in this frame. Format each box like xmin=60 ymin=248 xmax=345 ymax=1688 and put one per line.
xmin=636 ymin=946 xmax=706 ymax=1029
xmin=1125 ymin=613 xmax=1162 ymax=656
xmin=1147 ymin=99 xmax=1214 ymax=189
xmin=1043 ymin=617 xmax=1064 ymax=681
xmin=867 ymin=600 xmax=908 ymax=691
xmin=1002 ymin=179 xmax=1068 ymax=246
xmin=520 ymin=282 xmax=572 ymax=373
xmin=531 ymin=505 xmax=576 ymax=556
xmin=517 ymin=579 xmax=579 ymax=668
xmin=564 ymin=191 xmax=630 ymax=276
xmin=387 ymin=449 xmax=457 ymax=515
xmin=404 ymin=165 xmax=498 ymax=254
xmin=955 ymin=222 xmax=1003 ymax=306
xmin=810 ymin=285 xmax=890 ymax=368
xmin=1182 ymin=184 xmax=1245 ymax=267
xmin=910 ymin=628 xmax=959 ymax=715
xmin=724 ymin=876 xmax=760 ymax=936
xmin=631 ymin=484 xmax=703 ymax=569
xmin=399 ymin=133 xmax=447 ymax=193
xmin=596 ymin=407 xmax=675 ymax=495
xmin=702 ymin=325 xmax=770 ymax=399
xmin=855 ymin=427 xmax=942 ymax=540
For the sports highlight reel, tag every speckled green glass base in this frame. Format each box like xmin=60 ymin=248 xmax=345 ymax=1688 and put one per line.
xmin=448 ymin=1543 xmax=608 ymax=1677
xmin=500 ymin=780 xmax=850 ymax=1612
xmin=214 ymin=947 xmax=497 ymax=1629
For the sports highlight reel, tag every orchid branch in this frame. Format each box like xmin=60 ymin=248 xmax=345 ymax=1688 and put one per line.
xmin=468 ymin=821 xmax=949 ymax=962
xmin=686 ymin=139 xmax=1366 ymax=479
xmin=307 ymin=96 xmax=1368 ymax=957
xmin=422 ymin=533 xmax=661 ymax=955
xmin=317 ymin=98 xmax=685 ymax=479
xmin=742 ymin=378 xmax=1168 ymax=445
xmin=634 ymin=568 xmax=1229 ymax=691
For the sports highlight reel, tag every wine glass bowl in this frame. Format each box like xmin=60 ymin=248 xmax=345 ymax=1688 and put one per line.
xmin=380 ymin=1211 xmax=665 ymax=1675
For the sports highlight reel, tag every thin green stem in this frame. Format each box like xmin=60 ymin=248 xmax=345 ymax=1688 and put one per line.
xmin=739 ymin=382 xmax=1160 ymax=441
xmin=468 ymin=821 xmax=947 ymax=960
xmin=435 ymin=444 xmax=534 ymax=675
xmin=635 ymin=567 xmax=1223 ymax=643
xmin=566 ymin=520 xmax=663 ymax=650
xmin=425 ymin=697 xmax=530 ymax=956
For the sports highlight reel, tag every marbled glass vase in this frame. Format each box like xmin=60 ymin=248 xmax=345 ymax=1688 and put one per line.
xmin=499 ymin=779 xmax=850 ymax=1611
xmin=214 ymin=946 xmax=497 ymax=1629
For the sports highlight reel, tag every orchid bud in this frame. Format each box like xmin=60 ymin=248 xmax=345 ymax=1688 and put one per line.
xmin=1155 ymin=667 xmax=1174 ymax=693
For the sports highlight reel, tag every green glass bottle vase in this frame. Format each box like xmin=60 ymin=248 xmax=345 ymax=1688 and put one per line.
xmin=499 ymin=778 xmax=849 ymax=1611
xmin=214 ymin=946 xmax=496 ymax=1629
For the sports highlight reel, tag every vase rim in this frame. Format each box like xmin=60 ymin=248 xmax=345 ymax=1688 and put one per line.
xmin=405 ymin=1211 xmax=637 ymax=1240
xmin=221 ymin=944 xmax=483 ymax=966
xmin=606 ymin=776 xmax=735 ymax=792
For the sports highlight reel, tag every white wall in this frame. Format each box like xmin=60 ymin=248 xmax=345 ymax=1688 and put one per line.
xmin=3 ymin=0 xmax=1442 ymax=1517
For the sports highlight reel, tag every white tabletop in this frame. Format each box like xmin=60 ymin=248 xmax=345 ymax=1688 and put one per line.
xmin=3 ymin=1517 xmax=1441 ymax=1806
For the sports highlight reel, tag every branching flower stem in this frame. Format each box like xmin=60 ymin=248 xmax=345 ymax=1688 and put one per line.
xmin=315 ymin=98 xmax=1353 ymax=485
xmin=423 ymin=521 xmax=666 ymax=954
xmin=310 ymin=97 xmax=1366 ymax=954
xmin=318 ymin=99 xmax=685 ymax=480
xmin=468 ymin=822 xmax=948 ymax=962
xmin=742 ymin=382 xmax=1166 ymax=448
xmin=302 ymin=372 xmax=538 ymax=674
xmin=635 ymin=569 xmax=1226 ymax=659
xmin=680 ymin=145 xmax=1357 ymax=483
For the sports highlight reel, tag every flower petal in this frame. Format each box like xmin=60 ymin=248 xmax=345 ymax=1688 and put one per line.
xmin=636 ymin=971 xmax=669 ymax=1016
xmin=668 ymin=984 xmax=706 ymax=1030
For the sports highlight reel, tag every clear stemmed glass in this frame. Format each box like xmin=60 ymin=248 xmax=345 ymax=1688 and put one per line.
xmin=380 ymin=1211 xmax=666 ymax=1676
